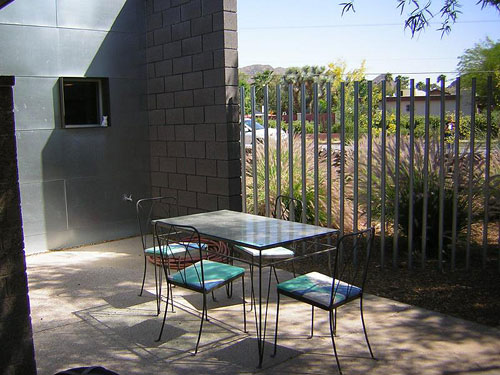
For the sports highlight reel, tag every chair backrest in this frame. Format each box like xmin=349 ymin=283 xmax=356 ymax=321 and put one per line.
xmin=330 ymin=227 xmax=375 ymax=306
xmin=273 ymin=195 xmax=304 ymax=223
xmin=154 ymin=223 xmax=207 ymax=286
xmin=136 ymin=196 xmax=177 ymax=251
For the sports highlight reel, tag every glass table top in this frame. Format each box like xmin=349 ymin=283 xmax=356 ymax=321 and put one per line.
xmin=155 ymin=210 xmax=338 ymax=250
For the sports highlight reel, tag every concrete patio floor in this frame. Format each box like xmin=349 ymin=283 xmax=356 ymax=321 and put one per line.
xmin=26 ymin=237 xmax=500 ymax=375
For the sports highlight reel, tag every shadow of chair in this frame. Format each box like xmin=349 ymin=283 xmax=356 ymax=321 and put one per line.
xmin=154 ymin=223 xmax=247 ymax=354
xmin=272 ymin=227 xmax=376 ymax=375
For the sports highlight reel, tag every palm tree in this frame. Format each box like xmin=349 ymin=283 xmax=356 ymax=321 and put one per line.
xmin=252 ymin=70 xmax=275 ymax=109
xmin=384 ymin=73 xmax=396 ymax=96
xmin=396 ymin=75 xmax=410 ymax=89
xmin=282 ymin=67 xmax=302 ymax=113
xmin=416 ymin=81 xmax=426 ymax=91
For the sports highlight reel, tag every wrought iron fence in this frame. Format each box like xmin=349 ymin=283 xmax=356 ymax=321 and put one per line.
xmin=240 ymin=77 xmax=499 ymax=271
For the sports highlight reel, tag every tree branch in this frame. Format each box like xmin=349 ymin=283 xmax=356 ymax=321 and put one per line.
xmin=338 ymin=0 xmax=499 ymax=36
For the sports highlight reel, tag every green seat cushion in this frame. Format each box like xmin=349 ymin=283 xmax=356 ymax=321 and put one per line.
xmin=235 ymin=245 xmax=294 ymax=259
xmin=144 ymin=242 xmax=206 ymax=258
xmin=277 ymin=272 xmax=361 ymax=308
xmin=169 ymin=260 xmax=245 ymax=292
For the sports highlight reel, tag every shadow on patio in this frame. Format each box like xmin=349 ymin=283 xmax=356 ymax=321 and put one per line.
xmin=26 ymin=237 xmax=500 ymax=375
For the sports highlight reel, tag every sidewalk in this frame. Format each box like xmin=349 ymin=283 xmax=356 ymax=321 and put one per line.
xmin=26 ymin=237 xmax=500 ymax=375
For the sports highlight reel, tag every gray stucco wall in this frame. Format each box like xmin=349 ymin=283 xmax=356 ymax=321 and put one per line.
xmin=0 ymin=0 xmax=150 ymax=253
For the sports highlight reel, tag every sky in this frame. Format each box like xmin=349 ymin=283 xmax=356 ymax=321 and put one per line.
xmin=237 ymin=0 xmax=500 ymax=82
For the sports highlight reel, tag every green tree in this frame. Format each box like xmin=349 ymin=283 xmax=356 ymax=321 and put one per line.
xmin=322 ymin=60 xmax=385 ymax=138
xmin=281 ymin=65 xmax=332 ymax=113
xmin=325 ymin=59 xmax=367 ymax=108
xmin=252 ymin=70 xmax=275 ymax=110
xmin=340 ymin=0 xmax=500 ymax=36
xmin=282 ymin=66 xmax=302 ymax=112
xmin=385 ymin=73 xmax=396 ymax=96
xmin=255 ymin=71 xmax=283 ymax=115
xmin=267 ymin=73 xmax=284 ymax=114
xmin=416 ymin=81 xmax=440 ymax=91
xmin=396 ymin=75 xmax=410 ymax=89
xmin=458 ymin=38 xmax=500 ymax=107
xmin=416 ymin=81 xmax=426 ymax=91
xmin=239 ymin=71 xmax=251 ymax=113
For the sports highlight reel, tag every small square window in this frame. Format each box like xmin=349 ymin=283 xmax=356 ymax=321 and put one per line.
xmin=405 ymin=104 xmax=411 ymax=112
xmin=59 ymin=77 xmax=110 ymax=128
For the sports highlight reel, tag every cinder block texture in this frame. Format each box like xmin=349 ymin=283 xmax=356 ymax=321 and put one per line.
xmin=181 ymin=0 xmax=202 ymax=21
xmin=155 ymin=60 xmax=173 ymax=77
xmin=0 ymin=76 xmax=37 ymax=375
xmin=213 ymin=11 xmax=237 ymax=31
xmin=192 ymin=15 xmax=212 ymax=36
xmin=147 ymin=1 xmax=241 ymax=212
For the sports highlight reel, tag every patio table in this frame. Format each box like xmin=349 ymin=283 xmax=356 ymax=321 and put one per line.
xmin=154 ymin=209 xmax=338 ymax=367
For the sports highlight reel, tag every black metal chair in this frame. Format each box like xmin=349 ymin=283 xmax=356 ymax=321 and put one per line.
xmin=234 ymin=195 xmax=303 ymax=311
xmin=136 ymin=196 xmax=184 ymax=314
xmin=155 ymin=223 xmax=247 ymax=354
xmin=272 ymin=227 xmax=376 ymax=375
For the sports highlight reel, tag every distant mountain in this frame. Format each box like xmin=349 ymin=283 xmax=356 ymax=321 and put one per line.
xmin=239 ymin=64 xmax=287 ymax=79
xmin=372 ymin=74 xmax=386 ymax=84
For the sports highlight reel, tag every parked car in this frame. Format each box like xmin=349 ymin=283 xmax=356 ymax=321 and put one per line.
xmin=243 ymin=119 xmax=287 ymax=148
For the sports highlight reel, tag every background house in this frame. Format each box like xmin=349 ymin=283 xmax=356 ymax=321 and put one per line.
xmin=386 ymin=87 xmax=473 ymax=116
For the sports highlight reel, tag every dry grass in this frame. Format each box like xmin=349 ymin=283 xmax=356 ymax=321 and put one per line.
xmin=246 ymin=136 xmax=500 ymax=327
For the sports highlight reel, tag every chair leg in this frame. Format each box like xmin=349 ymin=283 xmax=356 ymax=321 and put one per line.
xmin=333 ymin=308 xmax=337 ymax=335
xmin=139 ymin=255 xmax=147 ymax=297
xmin=169 ymin=283 xmax=175 ymax=312
xmin=262 ymin=264 xmax=275 ymax=345
xmin=194 ymin=293 xmax=207 ymax=355
xmin=226 ymin=282 xmax=233 ymax=298
xmin=165 ymin=263 xmax=175 ymax=313
xmin=249 ymin=264 xmax=255 ymax=312
xmin=309 ymin=306 xmax=314 ymax=338
xmin=272 ymin=293 xmax=280 ymax=357
xmin=204 ymin=304 xmax=210 ymax=322
xmin=156 ymin=280 xmax=171 ymax=342
xmin=272 ymin=265 xmax=280 ymax=284
xmin=158 ymin=266 xmax=164 ymax=315
xmin=360 ymin=297 xmax=375 ymax=359
xmin=329 ymin=310 xmax=343 ymax=375
xmin=154 ymin=256 xmax=160 ymax=315
xmin=242 ymin=275 xmax=247 ymax=333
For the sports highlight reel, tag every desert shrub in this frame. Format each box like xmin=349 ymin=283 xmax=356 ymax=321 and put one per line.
xmin=245 ymin=136 xmax=329 ymax=226
xmin=459 ymin=110 xmax=500 ymax=139
xmin=348 ymin=135 xmax=495 ymax=258
xmin=244 ymin=130 xmax=500 ymax=260
xmin=263 ymin=119 xmax=315 ymax=134
xmin=333 ymin=111 xmax=499 ymax=142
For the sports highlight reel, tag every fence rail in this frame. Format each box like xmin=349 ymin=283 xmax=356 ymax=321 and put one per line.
xmin=240 ymin=76 xmax=499 ymax=271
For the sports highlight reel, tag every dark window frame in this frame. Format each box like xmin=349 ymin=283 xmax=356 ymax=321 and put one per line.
xmin=59 ymin=77 xmax=110 ymax=128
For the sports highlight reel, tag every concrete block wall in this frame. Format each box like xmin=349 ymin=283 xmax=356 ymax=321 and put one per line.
xmin=0 ymin=76 xmax=36 ymax=375
xmin=146 ymin=0 xmax=241 ymax=214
